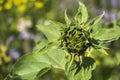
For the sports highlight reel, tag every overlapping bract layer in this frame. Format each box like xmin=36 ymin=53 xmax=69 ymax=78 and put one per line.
xmin=61 ymin=26 xmax=91 ymax=55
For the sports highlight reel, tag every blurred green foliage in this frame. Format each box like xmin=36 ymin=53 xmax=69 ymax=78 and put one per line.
xmin=0 ymin=0 xmax=120 ymax=80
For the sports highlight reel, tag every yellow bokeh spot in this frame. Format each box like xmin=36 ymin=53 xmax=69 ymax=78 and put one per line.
xmin=0 ymin=6 xmax=2 ymax=11
xmin=21 ymin=0 xmax=28 ymax=3
xmin=13 ymin=0 xmax=22 ymax=6
xmin=95 ymin=60 xmax=101 ymax=65
xmin=13 ymin=0 xmax=28 ymax=6
xmin=3 ymin=56 xmax=11 ymax=63
xmin=18 ymin=5 xmax=26 ymax=12
xmin=0 ymin=59 xmax=2 ymax=65
xmin=0 ymin=44 xmax=7 ymax=55
xmin=0 ymin=44 xmax=11 ymax=64
xmin=4 ymin=2 xmax=12 ymax=10
xmin=0 ymin=0 xmax=4 ymax=4
xmin=35 ymin=1 xmax=44 ymax=9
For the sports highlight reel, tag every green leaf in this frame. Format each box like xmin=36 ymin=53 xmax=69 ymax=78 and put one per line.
xmin=85 ymin=11 xmax=105 ymax=30
xmin=32 ymin=40 xmax=49 ymax=53
xmin=65 ymin=57 xmax=96 ymax=80
xmin=96 ymin=48 xmax=108 ymax=55
xmin=74 ymin=2 xmax=88 ymax=25
xmin=5 ymin=42 xmax=67 ymax=80
xmin=36 ymin=21 xmax=64 ymax=42
xmin=93 ymin=23 xmax=120 ymax=41
xmin=65 ymin=9 xmax=71 ymax=27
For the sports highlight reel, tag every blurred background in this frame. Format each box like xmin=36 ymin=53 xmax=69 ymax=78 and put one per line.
xmin=0 ymin=0 xmax=120 ymax=80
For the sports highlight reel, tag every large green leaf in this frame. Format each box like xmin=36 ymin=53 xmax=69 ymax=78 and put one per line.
xmin=92 ymin=23 xmax=120 ymax=41
xmin=65 ymin=57 xmax=96 ymax=80
xmin=74 ymin=2 xmax=88 ymax=25
xmin=37 ymin=21 xmax=64 ymax=42
xmin=5 ymin=41 xmax=67 ymax=80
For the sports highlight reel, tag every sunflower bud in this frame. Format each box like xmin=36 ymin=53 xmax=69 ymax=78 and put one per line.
xmin=61 ymin=26 xmax=91 ymax=56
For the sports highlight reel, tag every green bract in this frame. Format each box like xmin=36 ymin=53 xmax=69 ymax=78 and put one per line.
xmin=5 ymin=2 xmax=120 ymax=80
